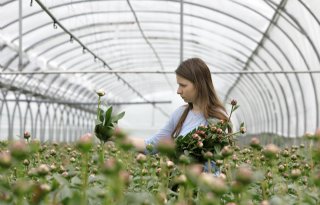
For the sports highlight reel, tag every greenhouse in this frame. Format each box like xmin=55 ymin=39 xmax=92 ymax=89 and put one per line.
xmin=0 ymin=0 xmax=320 ymax=204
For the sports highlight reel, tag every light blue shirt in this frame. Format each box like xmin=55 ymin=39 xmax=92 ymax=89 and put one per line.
xmin=145 ymin=105 xmax=208 ymax=146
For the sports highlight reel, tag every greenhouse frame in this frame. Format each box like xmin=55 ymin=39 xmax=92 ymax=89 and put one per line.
xmin=1 ymin=0 xmax=320 ymax=141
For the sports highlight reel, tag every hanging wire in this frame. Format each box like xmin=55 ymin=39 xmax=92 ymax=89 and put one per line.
xmin=82 ymin=47 xmax=86 ymax=54
xmin=53 ymin=21 xmax=57 ymax=29
xmin=30 ymin=0 xmax=33 ymax=6
xmin=31 ymin=0 xmax=170 ymax=117
xmin=70 ymin=36 xmax=73 ymax=43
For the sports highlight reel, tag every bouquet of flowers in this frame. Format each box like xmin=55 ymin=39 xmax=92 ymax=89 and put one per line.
xmin=175 ymin=100 xmax=245 ymax=162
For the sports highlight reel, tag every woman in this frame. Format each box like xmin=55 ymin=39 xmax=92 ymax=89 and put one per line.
xmin=131 ymin=58 xmax=230 ymax=173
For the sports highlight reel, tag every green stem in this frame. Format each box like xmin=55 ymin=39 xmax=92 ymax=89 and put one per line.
xmin=99 ymin=140 xmax=105 ymax=164
xmin=140 ymin=164 xmax=144 ymax=191
xmin=97 ymin=96 xmax=101 ymax=120
xmin=17 ymin=195 xmax=23 ymax=205
xmin=228 ymin=105 xmax=234 ymax=122
xmin=81 ymin=153 xmax=89 ymax=205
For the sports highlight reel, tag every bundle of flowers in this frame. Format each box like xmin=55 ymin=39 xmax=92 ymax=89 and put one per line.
xmin=175 ymin=100 xmax=246 ymax=162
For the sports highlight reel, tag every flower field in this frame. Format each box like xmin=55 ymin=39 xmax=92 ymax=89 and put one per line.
xmin=0 ymin=132 xmax=320 ymax=205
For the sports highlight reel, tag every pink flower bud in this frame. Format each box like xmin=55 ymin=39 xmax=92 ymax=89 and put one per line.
xmin=166 ymin=160 xmax=175 ymax=169
xmin=174 ymin=174 xmax=187 ymax=185
xmin=290 ymin=169 xmax=301 ymax=180
xmin=0 ymin=151 xmax=12 ymax=168
xmin=203 ymin=151 xmax=213 ymax=159
xmin=24 ymin=131 xmax=31 ymax=140
xmin=9 ymin=140 xmax=30 ymax=160
xmin=23 ymin=159 xmax=30 ymax=166
xmin=192 ymin=133 xmax=201 ymax=140
xmin=61 ymin=171 xmax=69 ymax=178
xmin=119 ymin=171 xmax=131 ymax=186
xmin=235 ymin=166 xmax=253 ymax=185
xmin=231 ymin=99 xmax=237 ymax=106
xmin=278 ymin=164 xmax=285 ymax=172
xmin=200 ymin=173 xmax=228 ymax=195
xmin=221 ymin=145 xmax=233 ymax=158
xmin=210 ymin=126 xmax=217 ymax=133
xmin=263 ymin=144 xmax=280 ymax=159
xmin=216 ymin=128 xmax=223 ymax=134
xmin=136 ymin=153 xmax=147 ymax=164
xmin=250 ymin=137 xmax=260 ymax=149
xmin=260 ymin=200 xmax=270 ymax=205
xmin=37 ymin=164 xmax=50 ymax=176
xmin=197 ymin=141 xmax=203 ymax=148
xmin=102 ymin=158 xmax=121 ymax=175
xmin=77 ymin=133 xmax=93 ymax=153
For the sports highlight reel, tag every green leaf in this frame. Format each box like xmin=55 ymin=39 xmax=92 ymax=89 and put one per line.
xmin=232 ymin=105 xmax=240 ymax=111
xmin=103 ymin=106 xmax=113 ymax=126
xmin=214 ymin=145 xmax=221 ymax=154
xmin=57 ymin=185 xmax=73 ymax=202
xmin=95 ymin=119 xmax=102 ymax=126
xmin=53 ymin=173 xmax=69 ymax=185
xmin=70 ymin=176 xmax=82 ymax=187
xmin=240 ymin=122 xmax=245 ymax=128
xmin=112 ymin=111 xmax=125 ymax=123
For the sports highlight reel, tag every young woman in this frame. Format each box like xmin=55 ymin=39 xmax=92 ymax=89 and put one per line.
xmin=130 ymin=58 xmax=230 ymax=172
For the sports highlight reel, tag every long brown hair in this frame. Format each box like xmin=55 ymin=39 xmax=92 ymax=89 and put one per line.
xmin=172 ymin=58 xmax=230 ymax=137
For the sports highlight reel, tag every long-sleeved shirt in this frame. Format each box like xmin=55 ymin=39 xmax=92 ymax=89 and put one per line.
xmin=145 ymin=105 xmax=208 ymax=146
xmin=144 ymin=105 xmax=222 ymax=176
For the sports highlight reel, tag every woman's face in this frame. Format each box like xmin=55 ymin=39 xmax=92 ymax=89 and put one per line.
xmin=176 ymin=75 xmax=197 ymax=103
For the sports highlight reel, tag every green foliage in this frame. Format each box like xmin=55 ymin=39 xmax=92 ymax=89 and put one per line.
xmin=94 ymin=105 xmax=125 ymax=143
xmin=0 ymin=138 xmax=320 ymax=205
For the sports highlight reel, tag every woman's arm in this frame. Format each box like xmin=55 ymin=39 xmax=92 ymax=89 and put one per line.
xmin=128 ymin=137 xmax=146 ymax=152
xmin=128 ymin=106 xmax=185 ymax=153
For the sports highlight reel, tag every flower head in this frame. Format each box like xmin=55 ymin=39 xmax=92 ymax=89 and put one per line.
xmin=240 ymin=127 xmax=246 ymax=134
xmin=235 ymin=165 xmax=253 ymax=185
xmin=263 ymin=144 xmax=280 ymax=159
xmin=231 ymin=99 xmax=237 ymax=106
xmin=77 ymin=133 xmax=93 ymax=153
xmin=9 ymin=140 xmax=30 ymax=160
xmin=0 ymin=151 xmax=12 ymax=168
xmin=250 ymin=137 xmax=261 ymax=149
xmin=24 ymin=131 xmax=31 ymax=140
xmin=136 ymin=153 xmax=147 ymax=164
xmin=96 ymin=89 xmax=105 ymax=97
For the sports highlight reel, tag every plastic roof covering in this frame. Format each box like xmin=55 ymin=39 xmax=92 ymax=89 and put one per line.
xmin=0 ymin=0 xmax=320 ymax=138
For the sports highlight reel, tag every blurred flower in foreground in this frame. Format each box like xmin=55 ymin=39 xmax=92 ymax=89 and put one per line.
xmin=102 ymin=158 xmax=121 ymax=175
xmin=9 ymin=140 xmax=30 ymax=160
xmin=199 ymin=173 xmax=228 ymax=195
xmin=235 ymin=165 xmax=253 ymax=185
xmin=24 ymin=131 xmax=31 ymax=141
xmin=262 ymin=144 xmax=280 ymax=159
xmin=77 ymin=133 xmax=93 ymax=153
xmin=0 ymin=151 xmax=12 ymax=168
xmin=250 ymin=137 xmax=261 ymax=149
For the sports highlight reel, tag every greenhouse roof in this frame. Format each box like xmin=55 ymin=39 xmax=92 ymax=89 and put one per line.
xmin=1 ymin=0 xmax=320 ymax=139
